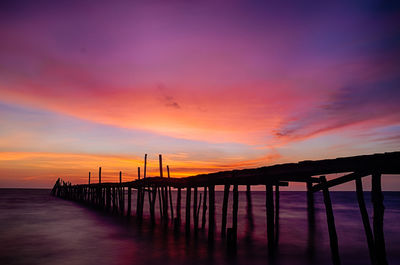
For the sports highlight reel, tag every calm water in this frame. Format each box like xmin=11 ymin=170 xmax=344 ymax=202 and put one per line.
xmin=1 ymin=189 xmax=400 ymax=265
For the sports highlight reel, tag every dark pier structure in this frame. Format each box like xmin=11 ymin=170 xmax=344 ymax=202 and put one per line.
xmin=51 ymin=151 xmax=400 ymax=265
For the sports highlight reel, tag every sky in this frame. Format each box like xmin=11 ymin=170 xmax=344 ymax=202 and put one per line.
xmin=0 ymin=0 xmax=399 ymax=189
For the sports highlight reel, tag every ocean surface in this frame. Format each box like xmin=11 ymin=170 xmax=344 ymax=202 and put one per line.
xmin=1 ymin=189 xmax=399 ymax=265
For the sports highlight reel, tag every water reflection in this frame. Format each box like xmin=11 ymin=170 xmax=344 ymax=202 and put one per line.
xmin=1 ymin=189 xmax=399 ymax=265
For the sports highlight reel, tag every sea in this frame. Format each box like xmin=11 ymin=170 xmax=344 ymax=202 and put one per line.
xmin=1 ymin=189 xmax=399 ymax=265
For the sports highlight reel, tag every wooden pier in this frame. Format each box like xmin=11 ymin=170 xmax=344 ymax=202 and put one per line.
xmin=51 ymin=151 xmax=400 ymax=265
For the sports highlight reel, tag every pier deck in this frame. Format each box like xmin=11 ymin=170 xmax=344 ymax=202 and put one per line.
xmin=52 ymin=151 xmax=400 ymax=265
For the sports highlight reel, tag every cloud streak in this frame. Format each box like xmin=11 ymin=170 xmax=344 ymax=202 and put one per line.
xmin=0 ymin=0 xmax=399 ymax=187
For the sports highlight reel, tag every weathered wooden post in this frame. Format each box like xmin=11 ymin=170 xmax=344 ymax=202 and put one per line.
xmin=307 ymin=180 xmax=315 ymax=228
xmin=320 ymin=176 xmax=340 ymax=265
xmin=113 ymin=186 xmax=117 ymax=213
xmin=193 ymin=187 xmax=198 ymax=233
xmin=144 ymin=154 xmax=147 ymax=178
xmin=208 ymin=185 xmax=215 ymax=243
xmin=150 ymin=186 xmax=156 ymax=224
xmin=158 ymin=187 xmax=163 ymax=218
xmin=176 ymin=187 xmax=181 ymax=225
xmin=371 ymin=173 xmax=387 ymax=265
xmin=275 ymin=184 xmax=280 ymax=245
xmin=141 ymin=154 xmax=147 ymax=218
xmin=88 ymin=172 xmax=91 ymax=201
xmin=221 ymin=184 xmax=230 ymax=238
xmin=355 ymin=177 xmax=375 ymax=264
xmin=232 ymin=184 xmax=239 ymax=244
xmin=266 ymin=184 xmax=275 ymax=253
xmin=167 ymin=166 xmax=174 ymax=221
xmin=246 ymin=185 xmax=254 ymax=231
xmin=127 ymin=185 xmax=132 ymax=217
xmin=99 ymin=167 xmax=101 ymax=183
xmin=106 ymin=186 xmax=111 ymax=211
xmin=119 ymin=171 xmax=124 ymax=215
xmin=159 ymin=154 xmax=168 ymax=221
xmin=136 ymin=167 xmax=142 ymax=218
xmin=186 ymin=186 xmax=191 ymax=234
xmin=202 ymin=186 xmax=207 ymax=229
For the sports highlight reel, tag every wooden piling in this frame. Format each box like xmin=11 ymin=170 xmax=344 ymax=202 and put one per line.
xmin=275 ymin=184 xmax=280 ymax=245
xmin=120 ymin=171 xmax=124 ymax=215
xmin=197 ymin=193 xmax=202 ymax=228
xmin=106 ymin=187 xmax=111 ymax=211
xmin=266 ymin=184 xmax=275 ymax=253
xmin=127 ymin=186 xmax=132 ymax=217
xmin=186 ymin=187 xmax=191 ymax=234
xmin=320 ymin=176 xmax=340 ymax=265
xmin=141 ymin=154 xmax=147 ymax=219
xmin=167 ymin=166 xmax=174 ymax=221
xmin=99 ymin=167 xmax=101 ymax=183
xmin=221 ymin=184 xmax=230 ymax=238
xmin=355 ymin=177 xmax=376 ymax=264
xmin=144 ymin=154 xmax=147 ymax=178
xmin=176 ymin=187 xmax=181 ymax=225
xmin=140 ymin=187 xmax=145 ymax=218
xmin=246 ymin=185 xmax=254 ymax=231
xmin=113 ymin=187 xmax=117 ymax=213
xmin=371 ymin=173 xmax=387 ymax=265
xmin=159 ymin=154 xmax=168 ymax=221
xmin=208 ymin=185 xmax=215 ymax=243
xmin=307 ymin=180 xmax=315 ymax=224
xmin=88 ymin=172 xmax=91 ymax=185
xmin=158 ymin=187 xmax=163 ymax=218
xmin=202 ymin=186 xmax=207 ymax=229
xmin=193 ymin=187 xmax=198 ymax=232
xmin=136 ymin=188 xmax=142 ymax=218
xmin=150 ymin=186 xmax=156 ymax=224
xmin=232 ymin=184 xmax=239 ymax=244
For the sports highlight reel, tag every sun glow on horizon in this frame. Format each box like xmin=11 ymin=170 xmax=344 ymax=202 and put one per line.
xmin=0 ymin=0 xmax=399 ymax=188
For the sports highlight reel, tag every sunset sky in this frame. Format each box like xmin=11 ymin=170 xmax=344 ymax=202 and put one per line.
xmin=0 ymin=0 xmax=399 ymax=188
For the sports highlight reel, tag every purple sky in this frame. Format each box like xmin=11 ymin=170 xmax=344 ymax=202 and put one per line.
xmin=0 ymin=0 xmax=399 ymax=188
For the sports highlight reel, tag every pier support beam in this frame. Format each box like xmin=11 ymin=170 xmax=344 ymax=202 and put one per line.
xmin=275 ymin=184 xmax=280 ymax=245
xmin=167 ymin=166 xmax=174 ymax=221
xmin=150 ymin=186 xmax=156 ymax=224
xmin=106 ymin=187 xmax=111 ymax=211
xmin=208 ymin=185 xmax=215 ymax=243
xmin=307 ymin=181 xmax=315 ymax=219
xmin=176 ymin=187 xmax=181 ymax=225
xmin=266 ymin=184 xmax=275 ymax=253
xmin=158 ymin=187 xmax=163 ymax=218
xmin=193 ymin=187 xmax=198 ymax=233
xmin=113 ymin=187 xmax=117 ymax=213
xmin=355 ymin=177 xmax=376 ymax=264
xmin=320 ymin=176 xmax=340 ymax=265
xmin=202 ymin=186 xmax=207 ymax=229
xmin=221 ymin=184 xmax=230 ymax=238
xmin=231 ymin=184 xmax=239 ymax=245
xmin=127 ymin=187 xmax=131 ymax=217
xmin=246 ymin=185 xmax=254 ymax=231
xmin=136 ymin=188 xmax=142 ymax=218
xmin=186 ymin=187 xmax=191 ymax=234
xmin=371 ymin=173 xmax=387 ymax=265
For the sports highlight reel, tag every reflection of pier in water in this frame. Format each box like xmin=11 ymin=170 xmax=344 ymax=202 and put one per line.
xmin=51 ymin=152 xmax=400 ymax=265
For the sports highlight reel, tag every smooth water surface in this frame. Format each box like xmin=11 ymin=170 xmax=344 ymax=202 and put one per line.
xmin=1 ymin=189 xmax=399 ymax=265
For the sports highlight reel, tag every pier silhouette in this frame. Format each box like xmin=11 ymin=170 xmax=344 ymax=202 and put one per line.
xmin=51 ymin=151 xmax=400 ymax=265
